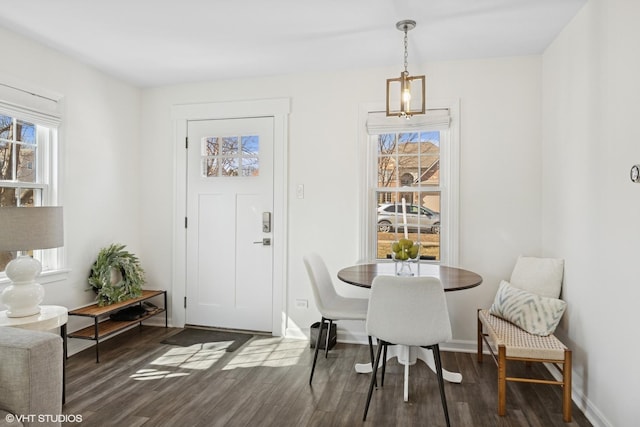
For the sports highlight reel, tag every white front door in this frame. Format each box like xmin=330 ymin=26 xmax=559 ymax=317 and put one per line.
xmin=185 ymin=116 xmax=274 ymax=332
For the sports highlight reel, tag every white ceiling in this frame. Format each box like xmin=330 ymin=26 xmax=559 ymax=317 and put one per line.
xmin=0 ymin=0 xmax=586 ymax=88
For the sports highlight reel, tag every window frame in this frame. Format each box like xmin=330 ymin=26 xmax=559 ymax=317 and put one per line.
xmin=0 ymin=82 xmax=65 ymax=284
xmin=358 ymin=99 xmax=460 ymax=265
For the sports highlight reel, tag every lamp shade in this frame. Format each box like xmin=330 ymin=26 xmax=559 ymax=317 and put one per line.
xmin=0 ymin=206 xmax=64 ymax=251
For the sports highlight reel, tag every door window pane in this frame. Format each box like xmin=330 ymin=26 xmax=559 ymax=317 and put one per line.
xmin=241 ymin=135 xmax=259 ymax=176
xmin=200 ymin=134 xmax=259 ymax=177
xmin=221 ymin=158 xmax=239 ymax=176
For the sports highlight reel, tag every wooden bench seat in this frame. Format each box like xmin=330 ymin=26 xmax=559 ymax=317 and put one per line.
xmin=477 ymin=309 xmax=572 ymax=422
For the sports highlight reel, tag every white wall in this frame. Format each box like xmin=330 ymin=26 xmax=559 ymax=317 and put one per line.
xmin=0 ymin=27 xmax=142 ymax=341
xmin=140 ymin=55 xmax=542 ymax=347
xmin=4 ymin=10 xmax=629 ymax=425
xmin=542 ymin=0 xmax=640 ymax=425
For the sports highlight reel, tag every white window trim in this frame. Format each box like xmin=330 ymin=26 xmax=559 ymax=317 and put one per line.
xmin=0 ymin=79 xmax=67 ymax=283
xmin=0 ymin=269 xmax=70 ymax=287
xmin=358 ymin=99 xmax=460 ymax=265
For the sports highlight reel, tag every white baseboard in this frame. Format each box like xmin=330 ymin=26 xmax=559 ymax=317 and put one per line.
xmin=142 ymin=316 xmax=170 ymax=327
xmin=284 ymin=326 xmax=308 ymax=340
xmin=543 ymin=363 xmax=611 ymax=427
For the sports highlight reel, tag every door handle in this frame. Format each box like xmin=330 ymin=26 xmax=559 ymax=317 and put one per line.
xmin=253 ymin=238 xmax=271 ymax=246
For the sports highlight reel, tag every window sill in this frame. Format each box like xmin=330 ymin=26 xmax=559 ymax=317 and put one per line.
xmin=0 ymin=268 xmax=71 ymax=288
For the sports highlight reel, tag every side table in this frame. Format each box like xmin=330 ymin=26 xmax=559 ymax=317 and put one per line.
xmin=0 ymin=305 xmax=68 ymax=404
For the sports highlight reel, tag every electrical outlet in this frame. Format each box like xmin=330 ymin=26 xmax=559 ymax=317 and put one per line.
xmin=296 ymin=184 xmax=304 ymax=199
xmin=295 ymin=299 xmax=308 ymax=308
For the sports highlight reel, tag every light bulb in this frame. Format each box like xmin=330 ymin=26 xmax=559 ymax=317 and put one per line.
xmin=402 ymin=88 xmax=412 ymax=103
xmin=402 ymin=87 xmax=411 ymax=103
xmin=402 ymin=87 xmax=411 ymax=114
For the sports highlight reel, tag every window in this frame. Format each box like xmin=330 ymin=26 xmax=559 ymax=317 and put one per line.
xmin=201 ymin=134 xmax=260 ymax=177
xmin=1 ymin=116 xmax=41 ymax=205
xmin=361 ymin=102 xmax=459 ymax=264
xmin=0 ymin=82 xmax=62 ymax=276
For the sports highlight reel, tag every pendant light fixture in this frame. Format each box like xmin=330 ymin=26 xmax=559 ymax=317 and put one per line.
xmin=386 ymin=20 xmax=425 ymax=118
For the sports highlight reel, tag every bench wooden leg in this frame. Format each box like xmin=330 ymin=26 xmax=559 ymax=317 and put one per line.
xmin=498 ymin=345 xmax=507 ymax=416
xmin=563 ymin=349 xmax=572 ymax=422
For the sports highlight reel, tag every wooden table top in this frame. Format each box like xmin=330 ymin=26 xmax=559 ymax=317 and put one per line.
xmin=337 ymin=263 xmax=483 ymax=291
xmin=0 ymin=305 xmax=68 ymax=330
xmin=68 ymin=290 xmax=165 ymax=317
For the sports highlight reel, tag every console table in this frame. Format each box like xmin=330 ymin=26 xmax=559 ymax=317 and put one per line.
xmin=68 ymin=290 xmax=167 ymax=362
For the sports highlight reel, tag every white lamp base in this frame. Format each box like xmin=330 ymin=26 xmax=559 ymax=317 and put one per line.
xmin=1 ymin=255 xmax=44 ymax=318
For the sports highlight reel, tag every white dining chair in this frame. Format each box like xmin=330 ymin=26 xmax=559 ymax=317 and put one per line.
xmin=303 ymin=253 xmax=374 ymax=385
xmin=363 ymin=275 xmax=452 ymax=426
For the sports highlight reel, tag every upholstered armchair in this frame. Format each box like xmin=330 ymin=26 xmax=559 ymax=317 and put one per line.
xmin=0 ymin=328 xmax=63 ymax=427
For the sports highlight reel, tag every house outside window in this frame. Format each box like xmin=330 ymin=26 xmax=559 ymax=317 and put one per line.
xmin=361 ymin=101 xmax=460 ymax=265
xmin=375 ymin=130 xmax=442 ymax=260
xmin=1 ymin=116 xmax=40 ymax=206
xmin=0 ymin=83 xmax=62 ymax=276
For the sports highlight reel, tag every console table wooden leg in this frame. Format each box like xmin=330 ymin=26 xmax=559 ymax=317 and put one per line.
xmin=164 ymin=291 xmax=168 ymax=327
xmin=61 ymin=324 xmax=67 ymax=404
xmin=94 ymin=318 xmax=100 ymax=363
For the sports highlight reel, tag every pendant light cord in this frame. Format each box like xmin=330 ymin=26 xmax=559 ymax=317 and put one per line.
xmin=403 ymin=28 xmax=409 ymax=73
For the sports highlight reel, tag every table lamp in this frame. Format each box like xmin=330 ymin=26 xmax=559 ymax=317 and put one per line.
xmin=0 ymin=206 xmax=63 ymax=317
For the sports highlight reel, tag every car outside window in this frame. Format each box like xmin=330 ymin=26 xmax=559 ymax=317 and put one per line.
xmin=362 ymin=104 xmax=459 ymax=265
xmin=372 ymin=130 xmax=442 ymax=260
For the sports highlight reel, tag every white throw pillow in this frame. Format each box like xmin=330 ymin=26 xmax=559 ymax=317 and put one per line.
xmin=490 ymin=280 xmax=567 ymax=336
xmin=510 ymin=256 xmax=564 ymax=299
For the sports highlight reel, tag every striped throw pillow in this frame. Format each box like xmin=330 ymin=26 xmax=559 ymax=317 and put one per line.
xmin=490 ymin=280 xmax=567 ymax=336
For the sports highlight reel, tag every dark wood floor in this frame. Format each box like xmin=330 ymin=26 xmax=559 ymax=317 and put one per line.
xmin=62 ymin=326 xmax=592 ymax=427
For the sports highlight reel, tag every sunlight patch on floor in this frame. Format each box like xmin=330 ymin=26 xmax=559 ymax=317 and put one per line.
xmin=222 ymin=337 xmax=307 ymax=370
xmin=130 ymin=368 xmax=190 ymax=381
xmin=131 ymin=336 xmax=309 ymax=379
xmin=150 ymin=341 xmax=232 ymax=370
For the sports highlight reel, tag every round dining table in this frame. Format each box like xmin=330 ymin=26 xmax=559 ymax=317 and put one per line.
xmin=337 ymin=262 xmax=482 ymax=291
xmin=337 ymin=262 xmax=483 ymax=401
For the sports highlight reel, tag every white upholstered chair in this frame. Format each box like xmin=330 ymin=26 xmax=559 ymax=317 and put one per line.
xmin=303 ymin=253 xmax=374 ymax=385
xmin=363 ymin=275 xmax=452 ymax=426
xmin=0 ymin=328 xmax=63 ymax=427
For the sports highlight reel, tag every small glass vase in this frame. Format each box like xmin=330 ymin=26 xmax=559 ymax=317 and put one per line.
xmin=395 ymin=260 xmax=414 ymax=276
xmin=391 ymin=241 xmax=421 ymax=277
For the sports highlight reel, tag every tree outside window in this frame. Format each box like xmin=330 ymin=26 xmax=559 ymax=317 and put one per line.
xmin=0 ymin=114 xmax=48 ymax=272
xmin=374 ymin=131 xmax=441 ymax=260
